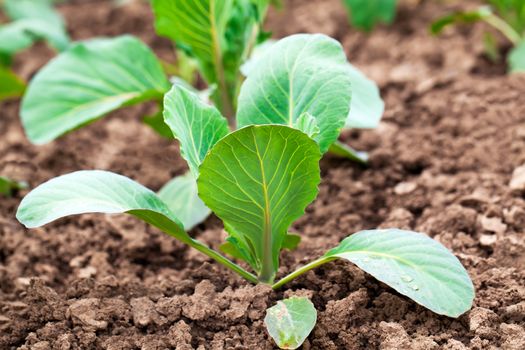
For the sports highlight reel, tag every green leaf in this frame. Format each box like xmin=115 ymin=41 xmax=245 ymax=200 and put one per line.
xmin=20 ymin=35 xmax=170 ymax=144
xmin=324 ymin=229 xmax=474 ymax=317
xmin=509 ymin=40 xmax=525 ymax=73
xmin=0 ymin=0 xmax=69 ymax=56
xmin=0 ymin=176 xmax=27 ymax=197
xmin=345 ymin=63 xmax=384 ymax=129
xmin=151 ymin=0 xmax=233 ymax=84
xmin=198 ymin=125 xmax=321 ymax=282
xmin=163 ymin=84 xmax=230 ymax=177
xmin=265 ymin=297 xmax=317 ymax=350
xmin=143 ymin=108 xmax=174 ymax=139
xmin=158 ymin=172 xmax=211 ymax=230
xmin=237 ymin=34 xmax=352 ymax=154
xmin=342 ymin=0 xmax=397 ymax=32
xmin=0 ymin=18 xmax=70 ymax=56
xmin=0 ymin=66 xmax=25 ymax=101
xmin=328 ymin=141 xmax=368 ymax=164
xmin=431 ymin=7 xmax=492 ymax=35
xmin=294 ymin=112 xmax=320 ymax=139
xmin=4 ymin=0 xmax=63 ymax=24
xmin=282 ymin=233 xmax=301 ymax=251
xmin=16 ymin=170 xmax=193 ymax=243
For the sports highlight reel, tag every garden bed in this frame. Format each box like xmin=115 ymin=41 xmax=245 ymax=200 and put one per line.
xmin=1 ymin=0 xmax=525 ymax=348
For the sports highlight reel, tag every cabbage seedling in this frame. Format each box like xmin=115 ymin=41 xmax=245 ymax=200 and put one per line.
xmin=20 ymin=30 xmax=383 ymax=230
xmin=0 ymin=0 xmax=70 ymax=101
xmin=16 ymin=128 xmax=474 ymax=349
xmin=432 ymin=1 xmax=525 ymax=73
xmin=17 ymin=35 xmax=474 ymax=349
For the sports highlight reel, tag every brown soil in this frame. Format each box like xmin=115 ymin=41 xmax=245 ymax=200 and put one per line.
xmin=1 ymin=0 xmax=525 ymax=348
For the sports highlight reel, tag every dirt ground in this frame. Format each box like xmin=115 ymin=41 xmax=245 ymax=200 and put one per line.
xmin=1 ymin=0 xmax=525 ymax=348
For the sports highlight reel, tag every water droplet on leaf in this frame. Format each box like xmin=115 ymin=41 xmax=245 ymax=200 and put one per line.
xmin=401 ymin=275 xmax=413 ymax=282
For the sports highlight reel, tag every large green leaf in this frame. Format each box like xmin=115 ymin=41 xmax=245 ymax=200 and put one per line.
xmin=509 ymin=40 xmax=525 ymax=73
xmin=236 ymin=34 xmax=352 ymax=153
xmin=0 ymin=66 xmax=25 ymax=101
xmin=198 ymin=125 xmax=321 ymax=282
xmin=324 ymin=229 xmax=474 ymax=317
xmin=16 ymin=170 xmax=193 ymax=243
xmin=158 ymin=172 xmax=211 ymax=230
xmin=342 ymin=0 xmax=397 ymax=32
xmin=151 ymin=0 xmax=233 ymax=84
xmin=345 ymin=63 xmax=384 ymax=129
xmin=21 ymin=35 xmax=170 ymax=144
xmin=265 ymin=297 xmax=317 ymax=350
xmin=163 ymin=84 xmax=229 ymax=177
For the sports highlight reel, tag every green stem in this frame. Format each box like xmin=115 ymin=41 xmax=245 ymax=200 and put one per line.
xmin=188 ymin=238 xmax=259 ymax=284
xmin=271 ymin=256 xmax=336 ymax=290
xmin=484 ymin=14 xmax=521 ymax=45
xmin=210 ymin=1 xmax=234 ymax=123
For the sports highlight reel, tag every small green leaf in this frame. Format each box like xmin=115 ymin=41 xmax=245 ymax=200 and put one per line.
xmin=0 ymin=18 xmax=70 ymax=56
xmin=21 ymin=35 xmax=170 ymax=144
xmin=163 ymin=84 xmax=229 ymax=177
xmin=342 ymin=0 xmax=397 ymax=32
xmin=509 ymin=40 xmax=525 ymax=73
xmin=0 ymin=176 xmax=27 ymax=197
xmin=158 ymin=172 xmax=211 ymax=230
xmin=237 ymin=34 xmax=352 ymax=153
xmin=4 ymin=0 xmax=63 ymax=24
xmin=265 ymin=297 xmax=317 ymax=350
xmin=0 ymin=0 xmax=69 ymax=56
xmin=294 ymin=113 xmax=320 ymax=139
xmin=0 ymin=66 xmax=25 ymax=101
xmin=328 ymin=141 xmax=368 ymax=164
xmin=282 ymin=233 xmax=301 ymax=251
xmin=16 ymin=170 xmax=192 ymax=244
xmin=198 ymin=125 xmax=321 ymax=282
xmin=324 ymin=229 xmax=474 ymax=317
xmin=431 ymin=7 xmax=492 ymax=35
xmin=345 ymin=63 xmax=384 ymax=129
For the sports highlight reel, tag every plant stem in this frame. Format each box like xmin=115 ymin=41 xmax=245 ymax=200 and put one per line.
xmin=271 ymin=256 xmax=336 ymax=290
xmin=210 ymin=1 xmax=235 ymax=124
xmin=484 ymin=14 xmax=521 ymax=45
xmin=188 ymin=238 xmax=259 ymax=284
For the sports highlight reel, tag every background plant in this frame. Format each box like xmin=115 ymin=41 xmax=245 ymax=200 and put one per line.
xmin=17 ymin=34 xmax=474 ymax=350
xmin=0 ymin=0 xmax=70 ymax=101
xmin=342 ymin=0 xmax=398 ymax=32
xmin=18 ymin=1 xmax=384 ymax=229
xmin=432 ymin=0 xmax=525 ymax=73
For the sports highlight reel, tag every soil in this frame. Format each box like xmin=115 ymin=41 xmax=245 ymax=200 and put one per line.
xmin=1 ymin=0 xmax=525 ymax=349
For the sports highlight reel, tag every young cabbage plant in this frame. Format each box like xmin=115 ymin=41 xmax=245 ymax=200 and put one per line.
xmin=16 ymin=125 xmax=474 ymax=348
xmin=0 ymin=0 xmax=70 ymax=101
xmin=432 ymin=1 xmax=525 ymax=73
xmin=17 ymin=37 xmax=474 ymax=348
xmin=342 ymin=0 xmax=398 ymax=32
xmin=20 ymin=31 xmax=383 ymax=230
